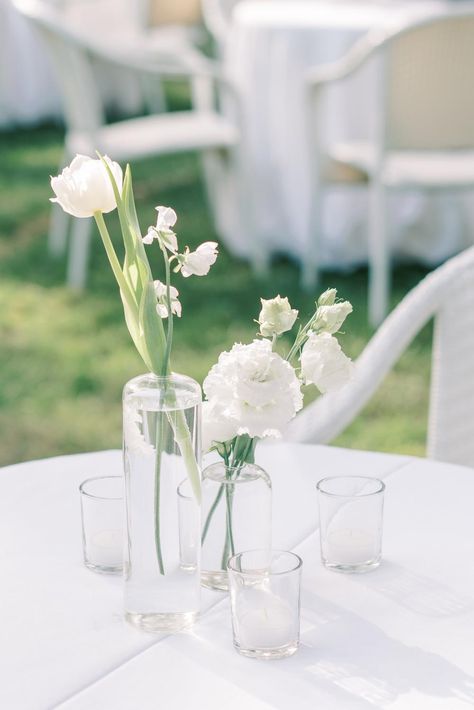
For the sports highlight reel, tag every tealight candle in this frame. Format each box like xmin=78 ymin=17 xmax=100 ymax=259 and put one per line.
xmin=236 ymin=588 xmax=296 ymax=649
xmin=324 ymin=528 xmax=377 ymax=566
xmin=80 ymin=475 xmax=123 ymax=573
xmin=317 ymin=476 xmax=385 ymax=573
xmin=228 ymin=550 xmax=302 ymax=659
xmin=89 ymin=528 xmax=122 ymax=567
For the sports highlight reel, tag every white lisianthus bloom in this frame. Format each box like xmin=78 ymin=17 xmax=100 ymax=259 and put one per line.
xmin=300 ymin=332 xmax=354 ymax=393
xmin=181 ymin=242 xmax=218 ymax=277
xmin=258 ymin=295 xmax=298 ymax=337
xmin=153 ymin=280 xmax=182 ymax=318
xmin=314 ymin=301 xmax=353 ymax=335
xmin=202 ymin=401 xmax=239 ymax=452
xmin=50 ymin=154 xmax=122 ymax=218
xmin=204 ymin=339 xmax=303 ymax=439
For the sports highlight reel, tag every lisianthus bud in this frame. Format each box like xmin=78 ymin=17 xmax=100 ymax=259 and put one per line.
xmin=313 ymin=301 xmax=353 ymax=334
xmin=50 ymin=154 xmax=122 ymax=218
xmin=317 ymin=288 xmax=337 ymax=307
xmin=300 ymin=332 xmax=354 ymax=393
xmin=258 ymin=296 xmax=298 ymax=337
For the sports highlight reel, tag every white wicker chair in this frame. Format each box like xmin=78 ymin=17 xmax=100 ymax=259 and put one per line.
xmin=202 ymin=0 xmax=238 ymax=52
xmin=285 ymin=245 xmax=474 ymax=468
xmin=304 ymin=8 xmax=474 ymax=327
xmin=14 ymin=0 xmax=241 ymax=289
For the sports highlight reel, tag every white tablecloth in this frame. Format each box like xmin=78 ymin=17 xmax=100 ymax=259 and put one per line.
xmin=223 ymin=0 xmax=474 ymax=268
xmin=2 ymin=444 xmax=474 ymax=709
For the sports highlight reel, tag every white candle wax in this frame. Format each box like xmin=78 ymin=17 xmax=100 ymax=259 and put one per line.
xmin=324 ymin=528 xmax=377 ymax=565
xmin=89 ymin=528 xmax=122 ymax=566
xmin=236 ymin=588 xmax=295 ymax=649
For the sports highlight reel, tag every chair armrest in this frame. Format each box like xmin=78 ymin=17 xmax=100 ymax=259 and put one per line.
xmin=305 ymin=26 xmax=392 ymax=91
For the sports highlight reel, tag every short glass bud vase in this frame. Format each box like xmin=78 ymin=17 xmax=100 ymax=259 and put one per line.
xmin=123 ymin=372 xmax=202 ymax=633
xmin=199 ymin=462 xmax=272 ymax=592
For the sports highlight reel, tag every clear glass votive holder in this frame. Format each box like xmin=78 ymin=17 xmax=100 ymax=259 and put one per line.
xmin=227 ymin=549 xmax=302 ymax=660
xmin=317 ymin=476 xmax=385 ymax=573
xmin=79 ymin=475 xmax=124 ymax=574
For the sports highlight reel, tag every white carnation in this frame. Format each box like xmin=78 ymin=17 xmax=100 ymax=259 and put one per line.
xmin=300 ymin=332 xmax=354 ymax=393
xmin=203 ymin=339 xmax=303 ymax=439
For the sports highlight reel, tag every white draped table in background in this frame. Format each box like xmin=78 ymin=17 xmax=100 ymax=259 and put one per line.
xmin=2 ymin=443 xmax=474 ymax=709
xmin=223 ymin=0 xmax=474 ymax=269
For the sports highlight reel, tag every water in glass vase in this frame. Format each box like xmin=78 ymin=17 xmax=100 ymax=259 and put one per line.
xmin=123 ymin=373 xmax=201 ymax=632
xmin=199 ymin=462 xmax=272 ymax=591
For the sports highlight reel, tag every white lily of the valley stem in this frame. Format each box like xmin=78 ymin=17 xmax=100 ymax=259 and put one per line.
xmin=156 ymin=205 xmax=177 ymax=231
xmin=154 ymin=280 xmax=182 ymax=318
xmin=50 ymin=154 xmax=123 ymax=218
xmin=181 ymin=242 xmax=218 ymax=277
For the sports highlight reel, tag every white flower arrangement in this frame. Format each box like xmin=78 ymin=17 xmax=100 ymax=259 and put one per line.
xmin=203 ymin=288 xmax=354 ymax=466
xmin=51 ymin=154 xmax=221 ymax=573
xmin=50 ymin=154 xmax=217 ymax=383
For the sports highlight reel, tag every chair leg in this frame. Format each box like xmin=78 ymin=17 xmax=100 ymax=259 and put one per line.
xmin=49 ymin=149 xmax=72 ymax=257
xmin=66 ymin=217 xmax=93 ymax=290
xmin=48 ymin=204 xmax=70 ymax=258
xmin=301 ymin=184 xmax=323 ymax=293
xmin=368 ymin=182 xmax=390 ymax=328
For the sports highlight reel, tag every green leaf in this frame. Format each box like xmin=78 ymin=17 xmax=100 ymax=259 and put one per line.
xmin=139 ymin=280 xmax=167 ymax=375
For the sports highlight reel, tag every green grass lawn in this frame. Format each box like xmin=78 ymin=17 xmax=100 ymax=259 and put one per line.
xmin=0 ymin=122 xmax=432 ymax=466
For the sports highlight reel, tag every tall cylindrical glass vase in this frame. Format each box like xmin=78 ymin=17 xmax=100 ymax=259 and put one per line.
xmin=123 ymin=372 xmax=201 ymax=632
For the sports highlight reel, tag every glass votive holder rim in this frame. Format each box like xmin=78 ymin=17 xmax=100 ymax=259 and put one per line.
xmin=203 ymin=461 xmax=271 ymax=486
xmin=227 ymin=549 xmax=303 ymax=577
xmin=317 ymin=475 xmax=385 ymax=498
xmin=79 ymin=475 xmax=123 ymax=501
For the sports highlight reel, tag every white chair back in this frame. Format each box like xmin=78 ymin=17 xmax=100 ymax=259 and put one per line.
xmin=149 ymin=0 xmax=202 ymax=27
xmin=14 ymin=2 xmax=104 ymax=133
xmin=284 ymin=246 xmax=474 ymax=468
xmin=202 ymin=0 xmax=237 ymax=45
xmin=386 ymin=15 xmax=474 ymax=150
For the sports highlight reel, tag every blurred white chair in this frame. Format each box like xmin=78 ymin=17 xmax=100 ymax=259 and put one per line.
xmin=304 ymin=9 xmax=474 ymax=327
xmin=202 ymin=0 xmax=237 ymax=51
xmin=14 ymin=0 xmax=240 ymax=289
xmin=285 ymin=244 xmax=474 ymax=467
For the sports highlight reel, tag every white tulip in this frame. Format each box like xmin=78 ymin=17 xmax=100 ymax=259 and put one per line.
xmin=153 ymin=280 xmax=182 ymax=318
xmin=258 ymin=295 xmax=298 ymax=337
xmin=300 ymin=332 xmax=354 ymax=393
xmin=181 ymin=242 xmax=218 ymax=277
xmin=314 ymin=301 xmax=353 ymax=335
xmin=50 ymin=154 xmax=122 ymax=218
